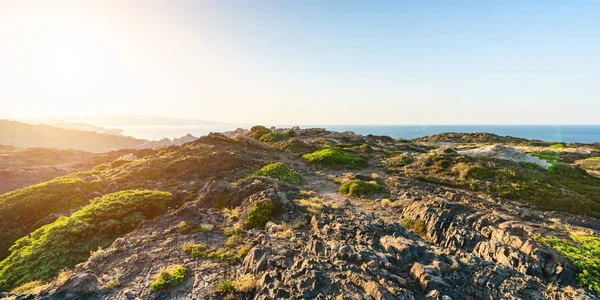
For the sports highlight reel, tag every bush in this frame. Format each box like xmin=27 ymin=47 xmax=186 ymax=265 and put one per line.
xmin=549 ymin=143 xmax=566 ymax=149
xmin=216 ymin=279 xmax=234 ymax=293
xmin=303 ymin=147 xmax=368 ymax=169
xmin=536 ymin=235 xmax=600 ymax=294
xmin=339 ymin=180 xmax=384 ymax=197
xmin=151 ymin=265 xmax=187 ymax=290
xmin=259 ymin=132 xmax=288 ymax=143
xmin=248 ymin=125 xmax=271 ymax=140
xmin=249 ymin=162 xmax=302 ymax=184
xmin=0 ymin=190 xmax=171 ymax=292
xmin=244 ymin=200 xmax=277 ymax=229
xmin=402 ymin=218 xmax=427 ymax=237
xmin=0 ymin=174 xmax=103 ymax=259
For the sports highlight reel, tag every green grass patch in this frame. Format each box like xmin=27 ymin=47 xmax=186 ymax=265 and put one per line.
xmin=0 ymin=174 xmax=103 ymax=259
xmin=535 ymin=235 xmax=600 ymax=294
xmin=576 ymin=157 xmax=600 ymax=171
xmin=182 ymin=241 xmax=254 ymax=264
xmin=302 ymin=147 xmax=367 ymax=169
xmin=339 ymin=180 xmax=384 ymax=197
xmin=151 ymin=265 xmax=187 ymax=291
xmin=248 ymin=162 xmax=302 ymax=184
xmin=259 ymin=132 xmax=288 ymax=143
xmin=0 ymin=190 xmax=171 ymax=292
xmin=529 ymin=151 xmax=561 ymax=170
xmin=244 ymin=199 xmax=277 ymax=229
xmin=549 ymin=143 xmax=566 ymax=149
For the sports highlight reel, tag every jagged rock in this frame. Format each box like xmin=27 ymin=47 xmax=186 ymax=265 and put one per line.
xmin=265 ymin=221 xmax=283 ymax=233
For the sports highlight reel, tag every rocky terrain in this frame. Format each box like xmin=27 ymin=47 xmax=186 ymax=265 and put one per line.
xmin=0 ymin=127 xmax=599 ymax=299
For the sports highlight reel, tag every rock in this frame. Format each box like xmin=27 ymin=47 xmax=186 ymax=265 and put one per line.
xmin=265 ymin=221 xmax=283 ymax=233
xmin=56 ymin=272 xmax=99 ymax=293
xmin=459 ymin=145 xmax=552 ymax=168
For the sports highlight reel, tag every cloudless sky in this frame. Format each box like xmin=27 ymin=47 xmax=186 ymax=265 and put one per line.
xmin=0 ymin=0 xmax=599 ymax=125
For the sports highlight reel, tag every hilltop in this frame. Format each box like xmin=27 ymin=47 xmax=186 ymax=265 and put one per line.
xmin=0 ymin=127 xmax=599 ymax=299
xmin=0 ymin=120 xmax=198 ymax=153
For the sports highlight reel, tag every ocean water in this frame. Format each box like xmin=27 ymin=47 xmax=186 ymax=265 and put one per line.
xmin=116 ymin=125 xmax=600 ymax=143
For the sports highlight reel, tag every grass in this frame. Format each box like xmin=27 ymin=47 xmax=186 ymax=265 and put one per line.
xmin=0 ymin=174 xmax=103 ymax=259
xmin=535 ymin=235 xmax=600 ymax=294
xmin=151 ymin=265 xmax=187 ymax=291
xmin=216 ymin=279 xmax=234 ymax=293
xmin=339 ymin=180 xmax=384 ymax=197
xmin=248 ymin=162 xmax=302 ymax=184
xmin=576 ymin=157 xmax=600 ymax=171
xmin=182 ymin=240 xmax=254 ymax=264
xmin=232 ymin=274 xmax=256 ymax=293
xmin=403 ymin=152 xmax=600 ymax=218
xmin=259 ymin=132 xmax=288 ymax=143
xmin=0 ymin=190 xmax=171 ymax=292
xmin=529 ymin=151 xmax=561 ymax=170
xmin=549 ymin=143 xmax=566 ymax=149
xmin=10 ymin=280 xmax=48 ymax=294
xmin=302 ymin=147 xmax=368 ymax=169
xmin=244 ymin=199 xmax=277 ymax=229
xmin=402 ymin=218 xmax=427 ymax=237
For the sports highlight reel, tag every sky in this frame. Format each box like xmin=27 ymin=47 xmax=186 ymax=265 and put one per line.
xmin=0 ymin=0 xmax=599 ymax=125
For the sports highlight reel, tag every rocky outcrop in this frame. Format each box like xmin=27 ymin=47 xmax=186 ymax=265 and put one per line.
xmin=459 ymin=145 xmax=552 ymax=168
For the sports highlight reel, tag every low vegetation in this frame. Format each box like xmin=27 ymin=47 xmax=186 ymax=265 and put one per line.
xmin=339 ymin=180 xmax=384 ymax=197
xmin=576 ymin=157 xmax=600 ymax=171
xmin=259 ymin=132 xmax=288 ymax=143
xmin=535 ymin=235 xmax=600 ymax=294
xmin=402 ymin=218 xmax=427 ymax=237
xmin=248 ymin=162 xmax=302 ymax=184
xmin=529 ymin=151 xmax=561 ymax=170
xmin=244 ymin=199 xmax=277 ymax=229
xmin=181 ymin=239 xmax=254 ymax=264
xmin=0 ymin=190 xmax=171 ymax=291
xmin=0 ymin=174 xmax=103 ymax=259
xmin=248 ymin=125 xmax=271 ymax=140
xmin=403 ymin=152 xmax=600 ymax=217
xmin=151 ymin=265 xmax=187 ymax=291
xmin=302 ymin=147 xmax=368 ymax=169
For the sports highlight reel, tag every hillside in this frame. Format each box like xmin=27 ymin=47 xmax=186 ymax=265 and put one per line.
xmin=0 ymin=127 xmax=598 ymax=299
xmin=0 ymin=146 xmax=158 ymax=194
xmin=0 ymin=120 xmax=199 ymax=153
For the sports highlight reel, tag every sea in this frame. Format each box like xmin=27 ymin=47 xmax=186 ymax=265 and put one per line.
xmin=114 ymin=125 xmax=600 ymax=144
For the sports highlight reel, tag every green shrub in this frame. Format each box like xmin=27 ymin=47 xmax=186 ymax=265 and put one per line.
xmin=0 ymin=174 xmax=103 ymax=260
xmin=402 ymin=218 xmax=427 ymax=237
xmin=216 ymin=279 xmax=234 ymax=293
xmin=549 ymin=143 xmax=566 ymax=149
xmin=151 ymin=265 xmax=187 ymax=290
xmin=259 ymin=132 xmax=288 ymax=143
xmin=339 ymin=180 xmax=383 ymax=197
xmin=535 ymin=235 xmax=600 ymax=294
xmin=529 ymin=151 xmax=561 ymax=170
xmin=0 ymin=190 xmax=171 ymax=292
xmin=182 ymin=241 xmax=253 ymax=264
xmin=248 ymin=125 xmax=271 ymax=140
xmin=244 ymin=200 xmax=277 ymax=229
xmin=249 ymin=162 xmax=302 ymax=184
xmin=302 ymin=147 xmax=368 ymax=169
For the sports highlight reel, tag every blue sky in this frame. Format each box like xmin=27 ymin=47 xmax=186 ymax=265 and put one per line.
xmin=1 ymin=0 xmax=599 ymax=124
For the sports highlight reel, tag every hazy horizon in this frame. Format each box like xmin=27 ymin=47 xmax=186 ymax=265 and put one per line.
xmin=1 ymin=1 xmax=599 ymax=125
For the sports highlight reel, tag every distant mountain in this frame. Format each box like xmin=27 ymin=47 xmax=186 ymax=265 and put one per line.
xmin=40 ymin=121 xmax=124 ymax=135
xmin=51 ymin=115 xmax=228 ymax=127
xmin=0 ymin=120 xmax=198 ymax=153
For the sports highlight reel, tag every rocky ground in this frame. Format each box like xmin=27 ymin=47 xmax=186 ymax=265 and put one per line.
xmin=1 ymin=127 xmax=599 ymax=299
